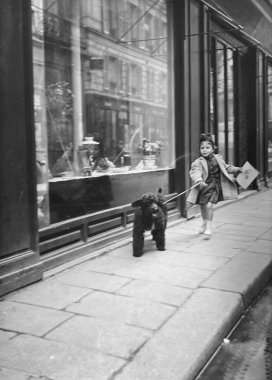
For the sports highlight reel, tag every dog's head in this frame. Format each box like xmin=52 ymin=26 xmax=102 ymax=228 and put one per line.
xmin=131 ymin=188 xmax=166 ymax=220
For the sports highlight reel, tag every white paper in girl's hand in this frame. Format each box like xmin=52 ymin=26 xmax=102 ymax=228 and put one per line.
xmin=236 ymin=161 xmax=259 ymax=189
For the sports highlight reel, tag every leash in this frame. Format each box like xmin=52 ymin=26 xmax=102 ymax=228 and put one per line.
xmin=163 ymin=183 xmax=199 ymax=205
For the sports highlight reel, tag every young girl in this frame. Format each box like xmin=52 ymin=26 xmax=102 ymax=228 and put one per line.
xmin=186 ymin=133 xmax=243 ymax=236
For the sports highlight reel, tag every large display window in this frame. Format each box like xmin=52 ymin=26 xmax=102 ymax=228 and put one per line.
xmin=210 ymin=37 xmax=235 ymax=165
xmin=32 ymin=0 xmax=174 ymax=227
xmin=268 ymin=64 xmax=272 ymax=173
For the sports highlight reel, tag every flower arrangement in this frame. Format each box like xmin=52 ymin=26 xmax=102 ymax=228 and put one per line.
xmin=138 ymin=138 xmax=163 ymax=156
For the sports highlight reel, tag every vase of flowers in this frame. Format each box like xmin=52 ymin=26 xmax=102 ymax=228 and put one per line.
xmin=138 ymin=139 xmax=163 ymax=167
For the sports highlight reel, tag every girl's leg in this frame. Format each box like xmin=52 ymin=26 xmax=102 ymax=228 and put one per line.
xmin=204 ymin=202 xmax=213 ymax=235
xmin=199 ymin=205 xmax=207 ymax=234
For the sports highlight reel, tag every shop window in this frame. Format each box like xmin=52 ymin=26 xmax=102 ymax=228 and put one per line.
xmin=138 ymin=8 xmax=146 ymax=49
xmin=147 ymin=69 xmax=155 ymax=101
xmin=118 ymin=0 xmax=128 ymax=41
xmin=130 ymin=3 xmax=139 ymax=46
xmin=258 ymin=52 xmax=265 ymax=178
xmin=31 ymin=0 xmax=173 ymax=226
xmin=159 ymin=72 xmax=167 ymax=103
xmin=109 ymin=57 xmax=118 ymax=93
xmin=210 ymin=39 xmax=235 ymax=164
xmin=103 ymin=0 xmax=118 ymax=38
xmin=146 ymin=13 xmax=155 ymax=53
xmin=130 ymin=64 xmax=138 ymax=96
xmin=138 ymin=66 xmax=143 ymax=97
xmin=216 ymin=43 xmax=226 ymax=159
xmin=227 ymin=49 xmax=234 ymax=165
xmin=268 ymin=64 xmax=272 ymax=172
xmin=81 ymin=0 xmax=102 ymax=31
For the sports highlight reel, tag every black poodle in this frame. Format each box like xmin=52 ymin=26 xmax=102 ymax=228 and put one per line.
xmin=131 ymin=188 xmax=168 ymax=257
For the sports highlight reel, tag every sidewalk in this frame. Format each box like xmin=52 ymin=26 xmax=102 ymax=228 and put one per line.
xmin=0 ymin=188 xmax=272 ymax=380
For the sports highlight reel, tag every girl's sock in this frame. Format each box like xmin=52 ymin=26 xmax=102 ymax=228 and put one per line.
xmin=204 ymin=220 xmax=212 ymax=236
xmin=199 ymin=219 xmax=207 ymax=234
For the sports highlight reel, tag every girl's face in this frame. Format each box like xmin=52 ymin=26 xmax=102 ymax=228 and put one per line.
xmin=200 ymin=141 xmax=214 ymax=157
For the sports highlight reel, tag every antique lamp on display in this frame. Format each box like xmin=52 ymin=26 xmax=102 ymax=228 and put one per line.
xmin=81 ymin=137 xmax=100 ymax=176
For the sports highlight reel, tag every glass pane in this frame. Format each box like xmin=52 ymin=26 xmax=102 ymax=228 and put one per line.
xmin=32 ymin=0 xmax=173 ymax=224
xmin=227 ymin=49 xmax=234 ymax=165
xmin=217 ymin=44 xmax=226 ymax=158
xmin=209 ymin=38 xmax=216 ymax=136
xmin=258 ymin=53 xmax=264 ymax=176
xmin=268 ymin=65 xmax=272 ymax=172
xmin=32 ymin=0 xmax=50 ymax=228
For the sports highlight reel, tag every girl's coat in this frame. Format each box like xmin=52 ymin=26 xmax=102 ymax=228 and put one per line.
xmin=187 ymin=154 xmax=240 ymax=204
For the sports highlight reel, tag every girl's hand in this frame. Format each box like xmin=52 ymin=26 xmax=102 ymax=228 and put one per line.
xmin=198 ymin=181 xmax=208 ymax=190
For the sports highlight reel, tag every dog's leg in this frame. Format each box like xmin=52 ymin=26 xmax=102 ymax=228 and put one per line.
xmin=133 ymin=228 xmax=145 ymax=257
xmin=153 ymin=228 xmax=165 ymax=251
xmin=151 ymin=229 xmax=157 ymax=241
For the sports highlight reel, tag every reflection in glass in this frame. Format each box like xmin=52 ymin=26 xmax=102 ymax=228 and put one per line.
xmin=227 ymin=49 xmax=234 ymax=165
xmin=209 ymin=38 xmax=216 ymax=138
xmin=32 ymin=0 xmax=50 ymax=228
xmin=268 ymin=65 xmax=272 ymax=172
xmin=32 ymin=0 xmax=172 ymax=223
xmin=217 ymin=44 xmax=226 ymax=158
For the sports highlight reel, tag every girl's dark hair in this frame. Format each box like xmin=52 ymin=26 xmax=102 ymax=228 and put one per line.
xmin=199 ymin=133 xmax=217 ymax=149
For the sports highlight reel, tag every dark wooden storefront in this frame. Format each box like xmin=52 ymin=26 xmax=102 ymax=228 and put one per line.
xmin=0 ymin=0 xmax=42 ymax=296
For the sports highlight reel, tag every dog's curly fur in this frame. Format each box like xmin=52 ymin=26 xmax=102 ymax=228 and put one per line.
xmin=131 ymin=188 xmax=168 ymax=257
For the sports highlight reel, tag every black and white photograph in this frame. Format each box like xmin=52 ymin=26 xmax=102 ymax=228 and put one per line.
xmin=1 ymin=0 xmax=272 ymax=379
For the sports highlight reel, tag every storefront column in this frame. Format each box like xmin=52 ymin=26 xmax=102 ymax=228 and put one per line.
xmin=169 ymin=0 xmax=190 ymax=214
xmin=71 ymin=1 xmax=84 ymax=173
xmin=0 ymin=0 xmax=42 ymax=295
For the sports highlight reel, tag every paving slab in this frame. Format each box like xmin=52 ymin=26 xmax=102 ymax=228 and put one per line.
xmin=50 ymin=268 xmax=131 ymax=292
xmin=65 ymin=291 xmax=176 ymax=330
xmin=188 ymin=237 xmax=252 ymax=250
xmin=6 ymin=281 xmax=91 ymax=310
xmin=45 ymin=314 xmax=152 ymax=359
xmin=212 ymin=216 xmax=248 ymax=224
xmin=113 ymin=260 xmax=211 ymax=288
xmin=200 ymin=251 xmax=272 ymax=308
xmin=182 ymin=245 xmax=242 ymax=258
xmin=245 ymin=239 xmax=272 ymax=254
xmin=242 ymin=219 xmax=272 ymax=227
xmin=164 ymin=239 xmax=193 ymax=251
xmin=0 ymin=330 xmax=17 ymax=343
xmin=0 ymin=334 xmax=125 ymax=380
xmin=0 ymin=368 xmax=40 ymax=380
xmin=116 ymin=279 xmax=193 ymax=306
xmin=211 ymin=231 xmax=257 ymax=242
xmin=165 ymin=232 xmax=201 ymax=242
xmin=259 ymin=228 xmax=272 ymax=240
xmin=213 ymin=227 xmax=265 ymax=238
xmin=76 ymin=255 xmax=138 ymax=274
xmin=136 ymin=250 xmax=228 ymax=271
xmin=0 ymin=301 xmax=72 ymax=336
xmin=224 ymin=206 xmax=272 ymax=215
xmin=114 ymin=288 xmax=244 ymax=380
xmin=216 ymin=223 xmax=269 ymax=233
